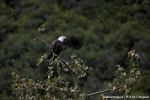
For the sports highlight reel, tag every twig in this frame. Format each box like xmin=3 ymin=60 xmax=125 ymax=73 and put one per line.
xmin=51 ymin=52 xmax=78 ymax=100
xmin=57 ymin=56 xmax=76 ymax=76
xmin=12 ymin=69 xmax=64 ymax=96
xmin=56 ymin=55 xmax=77 ymax=86
xmin=12 ymin=69 xmax=29 ymax=80
xmin=87 ymin=86 xmax=124 ymax=97
xmin=23 ymin=84 xmax=30 ymax=92
xmin=57 ymin=55 xmax=78 ymax=100
xmin=48 ymin=49 xmax=55 ymax=65
xmin=46 ymin=49 xmax=77 ymax=86
xmin=42 ymin=84 xmax=62 ymax=90
xmin=50 ymin=51 xmax=76 ymax=78
xmin=35 ymin=36 xmax=50 ymax=47
xmin=40 ymin=86 xmax=62 ymax=95
xmin=39 ymin=84 xmax=70 ymax=99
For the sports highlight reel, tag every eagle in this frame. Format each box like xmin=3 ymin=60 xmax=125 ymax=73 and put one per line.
xmin=48 ymin=36 xmax=66 ymax=65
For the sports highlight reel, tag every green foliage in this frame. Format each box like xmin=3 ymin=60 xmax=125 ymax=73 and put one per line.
xmin=12 ymin=49 xmax=140 ymax=100
xmin=12 ymin=54 xmax=92 ymax=99
xmin=113 ymin=50 xmax=140 ymax=94
xmin=37 ymin=54 xmax=47 ymax=66
xmin=0 ymin=0 xmax=150 ymax=99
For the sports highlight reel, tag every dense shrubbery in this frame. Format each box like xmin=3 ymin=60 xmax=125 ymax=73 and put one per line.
xmin=0 ymin=0 xmax=150 ymax=99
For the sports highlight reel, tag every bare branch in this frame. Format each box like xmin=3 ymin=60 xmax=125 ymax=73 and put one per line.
xmin=87 ymin=86 xmax=124 ymax=97
xmin=56 ymin=55 xmax=78 ymax=86
xmin=48 ymin=50 xmax=55 ymax=65
xmin=23 ymin=84 xmax=30 ymax=92
xmin=49 ymin=51 xmax=76 ymax=76
xmin=12 ymin=69 xmax=29 ymax=80
xmin=39 ymin=85 xmax=62 ymax=95
xmin=57 ymin=56 xmax=78 ymax=100
xmin=35 ymin=36 xmax=50 ymax=47
xmin=57 ymin=56 xmax=76 ymax=76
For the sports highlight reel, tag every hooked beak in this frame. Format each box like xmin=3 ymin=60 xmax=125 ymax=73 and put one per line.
xmin=64 ymin=36 xmax=67 ymax=39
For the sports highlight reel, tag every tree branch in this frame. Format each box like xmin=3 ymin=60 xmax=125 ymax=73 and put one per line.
xmin=48 ymin=50 xmax=55 ymax=65
xmin=48 ymin=52 xmax=78 ymax=100
xmin=40 ymin=85 xmax=62 ymax=96
xmin=56 ymin=55 xmax=77 ymax=86
xmin=57 ymin=56 xmax=78 ymax=100
xmin=86 ymin=86 xmax=124 ymax=97
xmin=57 ymin=56 xmax=76 ymax=76
xmin=12 ymin=69 xmax=64 ymax=96
xmin=35 ymin=36 xmax=50 ymax=47
xmin=12 ymin=69 xmax=29 ymax=80
xmin=35 ymin=36 xmax=76 ymax=81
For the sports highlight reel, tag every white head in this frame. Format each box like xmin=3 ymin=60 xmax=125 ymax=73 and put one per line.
xmin=58 ymin=36 xmax=66 ymax=42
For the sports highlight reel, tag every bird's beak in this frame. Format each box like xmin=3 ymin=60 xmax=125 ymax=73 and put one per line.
xmin=64 ymin=36 xmax=66 ymax=39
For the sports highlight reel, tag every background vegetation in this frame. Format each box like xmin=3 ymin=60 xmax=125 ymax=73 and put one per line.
xmin=0 ymin=0 xmax=150 ymax=99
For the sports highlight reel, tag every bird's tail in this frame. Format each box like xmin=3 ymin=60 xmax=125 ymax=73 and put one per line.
xmin=48 ymin=52 xmax=56 ymax=65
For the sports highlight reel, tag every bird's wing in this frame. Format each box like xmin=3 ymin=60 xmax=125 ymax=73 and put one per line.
xmin=49 ymin=39 xmax=57 ymax=50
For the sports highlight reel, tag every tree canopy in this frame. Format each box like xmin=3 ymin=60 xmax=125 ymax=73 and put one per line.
xmin=0 ymin=0 xmax=150 ymax=99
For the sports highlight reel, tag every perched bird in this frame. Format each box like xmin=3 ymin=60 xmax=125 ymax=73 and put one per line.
xmin=48 ymin=36 xmax=66 ymax=65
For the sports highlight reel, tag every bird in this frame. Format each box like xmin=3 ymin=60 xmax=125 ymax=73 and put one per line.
xmin=48 ymin=36 xmax=66 ymax=65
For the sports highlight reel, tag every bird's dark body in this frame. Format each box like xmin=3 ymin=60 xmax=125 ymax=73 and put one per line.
xmin=48 ymin=39 xmax=63 ymax=61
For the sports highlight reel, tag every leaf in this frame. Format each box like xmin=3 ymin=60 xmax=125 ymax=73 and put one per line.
xmin=108 ymin=83 xmax=112 ymax=88
xmin=123 ymin=72 xmax=126 ymax=76
xmin=37 ymin=54 xmax=47 ymax=65
xmin=33 ymin=38 xmax=37 ymax=41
